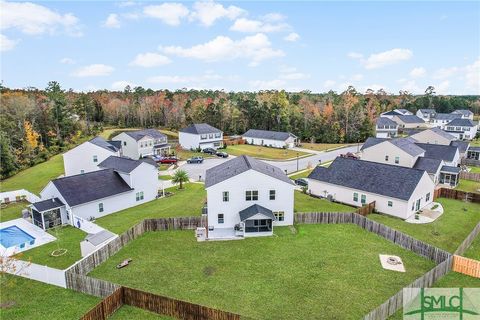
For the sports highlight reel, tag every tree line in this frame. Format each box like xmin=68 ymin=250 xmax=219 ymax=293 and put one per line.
xmin=1 ymin=82 xmax=478 ymax=179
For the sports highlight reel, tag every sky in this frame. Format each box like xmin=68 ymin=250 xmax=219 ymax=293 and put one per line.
xmin=1 ymin=1 xmax=479 ymax=94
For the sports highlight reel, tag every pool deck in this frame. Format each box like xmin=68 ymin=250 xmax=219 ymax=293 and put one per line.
xmin=0 ymin=218 xmax=56 ymax=257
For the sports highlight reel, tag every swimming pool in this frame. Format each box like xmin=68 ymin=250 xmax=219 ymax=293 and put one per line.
xmin=0 ymin=225 xmax=36 ymax=248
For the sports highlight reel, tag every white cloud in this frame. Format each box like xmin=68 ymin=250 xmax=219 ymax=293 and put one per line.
xmin=111 ymin=80 xmax=136 ymax=90
xmin=129 ymin=52 xmax=171 ymax=67
xmin=433 ymin=66 xmax=459 ymax=79
xmin=160 ymin=33 xmax=284 ymax=66
xmin=284 ymin=32 xmax=300 ymax=42
xmin=60 ymin=57 xmax=75 ymax=64
xmin=350 ymin=74 xmax=364 ymax=81
xmin=262 ymin=13 xmax=285 ymax=22
xmin=190 ymin=1 xmax=245 ymax=26
xmin=72 ymin=64 xmax=114 ymax=77
xmin=0 ymin=1 xmax=81 ymax=36
xmin=401 ymin=80 xmax=421 ymax=93
xmin=465 ymin=58 xmax=480 ymax=93
xmin=230 ymin=18 xmax=288 ymax=33
xmin=249 ymin=79 xmax=286 ymax=90
xmin=103 ymin=13 xmax=120 ymax=28
xmin=363 ymin=48 xmax=413 ymax=69
xmin=323 ymin=80 xmax=336 ymax=88
xmin=347 ymin=52 xmax=363 ymax=59
xmin=0 ymin=33 xmax=18 ymax=51
xmin=409 ymin=67 xmax=426 ymax=78
xmin=436 ymin=80 xmax=450 ymax=94
xmin=143 ymin=3 xmax=189 ymax=26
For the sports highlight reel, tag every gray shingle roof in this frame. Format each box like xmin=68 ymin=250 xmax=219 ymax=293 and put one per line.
xmin=84 ymin=230 xmax=116 ymax=246
xmin=450 ymin=141 xmax=470 ymax=154
xmin=239 ymin=204 xmax=276 ymax=221
xmin=433 ymin=113 xmax=461 ymax=121
xmin=52 ymin=169 xmax=133 ymax=207
xmin=32 ymin=198 xmax=65 ymax=212
xmin=376 ymin=117 xmax=398 ymax=127
xmin=440 ymin=165 xmax=461 ymax=174
xmin=98 ymin=156 xmax=156 ymax=173
xmin=107 ymin=140 xmax=122 ymax=150
xmin=445 ymin=118 xmax=476 ymax=127
xmin=360 ymin=137 xmax=389 ymax=151
xmin=468 ymin=146 xmax=480 ymax=152
xmin=382 ymin=110 xmax=403 ymax=116
xmin=180 ymin=123 xmax=222 ymax=135
xmin=413 ymin=157 xmax=443 ymax=174
xmin=418 ymin=109 xmax=436 ymax=114
xmin=451 ymin=109 xmax=473 ymax=116
xmin=205 ymin=155 xmax=293 ymax=188
xmin=125 ymin=129 xmax=167 ymax=141
xmin=395 ymin=115 xmax=425 ymax=124
xmin=390 ymin=138 xmax=425 ymax=156
xmin=89 ymin=137 xmax=120 ymax=153
xmin=429 ymin=127 xmax=456 ymax=140
xmin=396 ymin=109 xmax=412 ymax=115
xmin=414 ymin=143 xmax=458 ymax=162
xmin=242 ymin=129 xmax=296 ymax=141
xmin=308 ymin=157 xmax=427 ymax=201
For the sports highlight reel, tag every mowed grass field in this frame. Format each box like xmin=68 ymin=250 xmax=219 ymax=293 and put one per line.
xmin=294 ymin=191 xmax=354 ymax=212
xmin=456 ymin=179 xmax=480 ymax=193
xmin=0 ymin=201 xmax=29 ymax=222
xmin=90 ymin=224 xmax=435 ymax=320
xmin=226 ymin=144 xmax=311 ymax=160
xmin=368 ymin=198 xmax=480 ymax=253
xmin=299 ymin=143 xmax=351 ymax=152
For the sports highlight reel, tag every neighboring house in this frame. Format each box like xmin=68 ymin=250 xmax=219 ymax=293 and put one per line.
xmin=63 ymin=137 xmax=121 ymax=176
xmin=205 ymin=155 xmax=294 ymax=239
xmin=444 ymin=118 xmax=478 ymax=140
xmin=450 ymin=140 xmax=470 ymax=159
xmin=242 ymin=129 xmax=298 ymax=148
xmin=392 ymin=115 xmax=426 ymax=129
xmin=179 ymin=123 xmax=223 ymax=150
xmin=396 ymin=108 xmax=414 ymax=115
xmin=360 ymin=137 xmax=425 ymax=168
xmin=308 ymin=157 xmax=435 ymax=220
xmin=31 ymin=156 xmax=158 ymax=230
xmin=412 ymin=157 xmax=443 ymax=184
xmin=414 ymin=143 xmax=460 ymax=167
xmin=416 ymin=109 xmax=436 ymax=122
xmin=409 ymin=127 xmax=456 ymax=145
xmin=467 ymin=146 xmax=480 ymax=161
xmin=451 ymin=109 xmax=474 ymax=120
xmin=430 ymin=113 xmax=462 ymax=128
xmin=375 ymin=117 xmax=399 ymax=138
xmin=112 ymin=129 xmax=169 ymax=160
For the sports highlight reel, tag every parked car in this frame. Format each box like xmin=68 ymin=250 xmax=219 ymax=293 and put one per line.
xmin=340 ymin=152 xmax=358 ymax=160
xmin=187 ymin=156 xmax=204 ymax=164
xmin=216 ymin=151 xmax=228 ymax=158
xmin=150 ymin=155 xmax=162 ymax=162
xmin=294 ymin=178 xmax=308 ymax=187
xmin=202 ymin=148 xmax=217 ymax=155
xmin=158 ymin=156 xmax=178 ymax=164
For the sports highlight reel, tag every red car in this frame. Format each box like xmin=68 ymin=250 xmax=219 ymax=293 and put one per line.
xmin=340 ymin=152 xmax=358 ymax=160
xmin=158 ymin=156 xmax=178 ymax=164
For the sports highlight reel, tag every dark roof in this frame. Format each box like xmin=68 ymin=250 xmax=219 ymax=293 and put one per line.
xmin=107 ymin=140 xmax=122 ymax=150
xmin=446 ymin=118 xmax=476 ymax=127
xmin=239 ymin=204 xmax=276 ymax=221
xmin=433 ymin=113 xmax=461 ymax=121
xmin=205 ymin=155 xmax=293 ymax=188
xmin=242 ymin=129 xmax=296 ymax=141
xmin=382 ymin=110 xmax=402 ymax=116
xmin=52 ymin=169 xmax=133 ymax=207
xmin=180 ymin=123 xmax=222 ymax=135
xmin=451 ymin=109 xmax=473 ymax=116
xmin=124 ymin=129 xmax=167 ymax=141
xmin=308 ymin=157 xmax=427 ymax=201
xmin=429 ymin=127 xmax=456 ymax=140
xmin=418 ymin=109 xmax=436 ymax=114
xmin=396 ymin=109 xmax=412 ymax=114
xmin=450 ymin=141 xmax=470 ymax=154
xmin=395 ymin=115 xmax=425 ymax=124
xmin=376 ymin=117 xmax=398 ymax=127
xmin=89 ymin=137 xmax=119 ymax=153
xmin=98 ymin=156 xmax=156 ymax=173
xmin=468 ymin=146 xmax=480 ymax=152
xmin=440 ymin=166 xmax=461 ymax=174
xmin=413 ymin=158 xmax=443 ymax=174
xmin=32 ymin=198 xmax=65 ymax=212
xmin=85 ymin=230 xmax=116 ymax=246
xmin=390 ymin=138 xmax=424 ymax=156
xmin=360 ymin=137 xmax=389 ymax=150
xmin=414 ymin=143 xmax=458 ymax=162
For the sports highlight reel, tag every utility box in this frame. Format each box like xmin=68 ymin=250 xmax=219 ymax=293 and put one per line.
xmin=195 ymin=227 xmax=206 ymax=242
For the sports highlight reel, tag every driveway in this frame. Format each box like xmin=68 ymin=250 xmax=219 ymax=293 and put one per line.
xmin=178 ymin=145 xmax=361 ymax=181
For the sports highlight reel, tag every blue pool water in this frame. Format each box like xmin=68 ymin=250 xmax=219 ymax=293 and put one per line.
xmin=0 ymin=226 xmax=35 ymax=248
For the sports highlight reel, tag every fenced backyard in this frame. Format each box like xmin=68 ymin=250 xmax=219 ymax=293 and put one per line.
xmin=433 ymin=187 xmax=480 ymax=203
xmin=460 ymin=171 xmax=480 ymax=182
xmin=452 ymin=255 xmax=480 ymax=278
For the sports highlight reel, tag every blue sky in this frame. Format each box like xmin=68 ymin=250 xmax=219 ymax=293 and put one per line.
xmin=1 ymin=1 xmax=479 ymax=94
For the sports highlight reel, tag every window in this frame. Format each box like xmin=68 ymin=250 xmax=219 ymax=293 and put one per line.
xmin=93 ymin=155 xmax=98 ymax=163
xmin=222 ymin=191 xmax=229 ymax=202
xmin=215 ymin=133 xmax=221 ymax=138
xmin=394 ymin=156 xmax=399 ymax=164
xmin=353 ymin=192 xmax=358 ymax=202
xmin=98 ymin=203 xmax=104 ymax=213
xmin=246 ymin=190 xmax=258 ymax=201
xmin=426 ymin=192 xmax=430 ymax=202
xmin=200 ymin=134 xmax=207 ymax=140
xmin=136 ymin=191 xmax=144 ymax=201
xmin=269 ymin=190 xmax=276 ymax=200
xmin=361 ymin=194 xmax=366 ymax=205
xmin=385 ymin=155 xmax=389 ymax=161
xmin=274 ymin=211 xmax=285 ymax=221
xmin=388 ymin=201 xmax=393 ymax=207
xmin=80 ymin=170 xmax=85 ymax=174
xmin=218 ymin=214 xmax=224 ymax=224
xmin=412 ymin=202 xmax=415 ymax=211
xmin=123 ymin=141 xmax=127 ymax=146
xmin=209 ymin=134 xmax=213 ymax=139
xmin=254 ymin=220 xmax=267 ymax=226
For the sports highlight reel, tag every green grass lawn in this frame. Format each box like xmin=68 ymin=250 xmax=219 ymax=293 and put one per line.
xmin=468 ymin=166 xmax=480 ymax=173
xmin=456 ymin=179 xmax=480 ymax=193
xmin=299 ymin=143 xmax=350 ymax=152
xmin=1 ymin=275 xmax=99 ymax=320
xmin=110 ymin=306 xmax=173 ymax=319
xmin=90 ymin=225 xmax=434 ymax=320
xmin=158 ymin=175 xmax=173 ymax=180
xmin=289 ymin=168 xmax=314 ymax=180
xmin=0 ymin=154 xmax=64 ymax=194
xmin=294 ymin=191 xmax=354 ymax=212
xmin=18 ymin=226 xmax=86 ymax=269
xmin=0 ymin=201 xmax=29 ymax=222
xmin=226 ymin=144 xmax=311 ymax=160
xmin=463 ymin=235 xmax=480 ymax=260
xmin=368 ymin=198 xmax=480 ymax=253
xmin=96 ymin=184 xmax=205 ymax=234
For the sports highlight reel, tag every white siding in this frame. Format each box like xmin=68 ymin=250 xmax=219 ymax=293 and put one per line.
xmin=112 ymin=133 xmax=140 ymax=159
xmin=179 ymin=132 xmax=200 ymax=150
xmin=361 ymin=141 xmax=424 ymax=168
xmin=63 ymin=142 xmax=118 ymax=176
xmin=410 ymin=130 xmax=453 ymax=145
xmin=244 ymin=137 xmax=288 ymax=148
xmin=179 ymin=131 xmax=223 ymax=150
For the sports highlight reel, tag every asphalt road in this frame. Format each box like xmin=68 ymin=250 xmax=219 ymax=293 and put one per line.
xmin=179 ymin=145 xmax=361 ymax=181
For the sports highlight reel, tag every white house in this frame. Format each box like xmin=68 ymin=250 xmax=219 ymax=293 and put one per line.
xmin=444 ymin=118 xmax=478 ymax=140
xmin=416 ymin=109 xmax=436 ymax=122
xmin=308 ymin=157 xmax=435 ymax=219
xmin=429 ymin=113 xmax=462 ymax=128
xmin=242 ymin=129 xmax=298 ymax=148
xmin=360 ymin=137 xmax=425 ymax=168
xmin=375 ymin=117 xmax=399 ymax=138
xmin=179 ymin=123 xmax=223 ymax=150
xmin=63 ymin=137 xmax=121 ymax=176
xmin=392 ymin=115 xmax=426 ymax=129
xmin=30 ymin=156 xmax=159 ymax=230
xmin=112 ymin=129 xmax=169 ymax=159
xmin=205 ymin=155 xmax=295 ymax=239
xmin=409 ymin=127 xmax=456 ymax=145
xmin=451 ymin=109 xmax=474 ymax=120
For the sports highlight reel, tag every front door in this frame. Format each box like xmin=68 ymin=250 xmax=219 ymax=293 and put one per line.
xmin=444 ymin=174 xmax=451 ymax=184
xmin=415 ymin=199 xmax=421 ymax=211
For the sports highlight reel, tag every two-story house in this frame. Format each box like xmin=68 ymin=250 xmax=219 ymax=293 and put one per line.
xmin=112 ymin=129 xmax=170 ymax=159
xmin=444 ymin=118 xmax=478 ymax=140
xmin=179 ymin=123 xmax=223 ymax=150
xmin=416 ymin=109 xmax=436 ymax=122
xmin=429 ymin=113 xmax=462 ymax=128
xmin=375 ymin=117 xmax=399 ymax=138
xmin=391 ymin=115 xmax=426 ymax=129
xmin=409 ymin=127 xmax=456 ymax=145
xmin=205 ymin=155 xmax=294 ymax=239
xmin=451 ymin=109 xmax=474 ymax=120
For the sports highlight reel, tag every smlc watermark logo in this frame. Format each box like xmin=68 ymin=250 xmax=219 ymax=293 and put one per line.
xmin=403 ymin=288 xmax=480 ymax=319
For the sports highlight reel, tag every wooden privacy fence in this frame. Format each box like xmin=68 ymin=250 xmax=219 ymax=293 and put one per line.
xmin=433 ymin=188 xmax=480 ymax=203
xmin=460 ymin=171 xmax=480 ymax=182
xmin=356 ymin=201 xmax=376 ymax=216
xmin=452 ymin=255 xmax=480 ymax=278
xmin=81 ymin=287 xmax=123 ymax=320
xmin=454 ymin=222 xmax=480 ymax=255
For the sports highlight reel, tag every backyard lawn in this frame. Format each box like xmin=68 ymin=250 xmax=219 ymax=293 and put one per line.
xmin=110 ymin=306 xmax=173 ymax=319
xmin=0 ymin=201 xmax=29 ymax=222
xmin=368 ymin=198 xmax=480 ymax=253
xmin=158 ymin=175 xmax=173 ymax=180
xmin=299 ymin=143 xmax=351 ymax=152
xmin=0 ymin=154 xmax=64 ymax=194
xmin=468 ymin=166 xmax=480 ymax=173
xmin=90 ymin=224 xmax=434 ymax=319
xmin=18 ymin=226 xmax=86 ymax=269
xmin=96 ymin=184 xmax=206 ymax=234
xmin=464 ymin=235 xmax=480 ymax=260
xmin=1 ymin=275 xmax=99 ymax=320
xmin=294 ymin=191 xmax=354 ymax=212
xmin=456 ymin=179 xmax=480 ymax=193
xmin=226 ymin=144 xmax=311 ymax=160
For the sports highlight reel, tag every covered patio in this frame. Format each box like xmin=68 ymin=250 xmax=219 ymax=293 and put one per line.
xmin=154 ymin=143 xmax=171 ymax=156
xmin=438 ymin=165 xmax=460 ymax=187
xmin=30 ymin=198 xmax=67 ymax=230
xmin=237 ymin=204 xmax=276 ymax=237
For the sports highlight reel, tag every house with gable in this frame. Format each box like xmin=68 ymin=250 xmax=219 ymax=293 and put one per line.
xmin=451 ymin=109 xmax=474 ymax=120
xmin=242 ymin=129 xmax=298 ymax=148
xmin=416 ymin=109 xmax=436 ymax=122
xmin=179 ymin=123 xmax=223 ymax=150
xmin=112 ymin=129 xmax=170 ymax=159
xmin=375 ymin=117 xmax=399 ymax=138
xmin=444 ymin=118 xmax=478 ymax=140
xmin=409 ymin=127 xmax=456 ymax=145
